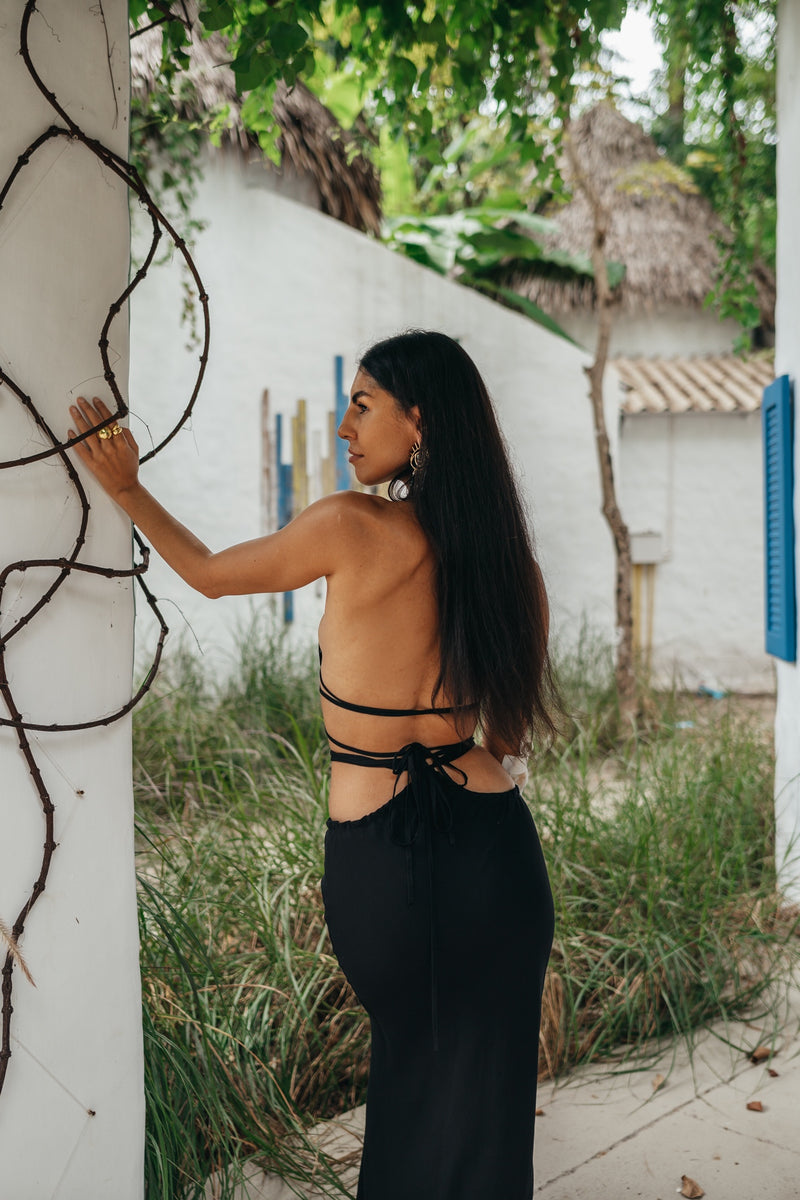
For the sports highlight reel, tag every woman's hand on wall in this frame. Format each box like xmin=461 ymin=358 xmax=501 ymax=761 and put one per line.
xmin=68 ymin=396 xmax=140 ymax=501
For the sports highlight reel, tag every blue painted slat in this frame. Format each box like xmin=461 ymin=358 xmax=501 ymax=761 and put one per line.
xmin=335 ymin=354 xmax=350 ymax=492
xmin=762 ymin=374 xmax=796 ymax=661
xmin=275 ymin=411 xmax=294 ymax=624
xmin=276 ymin=414 xmax=293 ymax=530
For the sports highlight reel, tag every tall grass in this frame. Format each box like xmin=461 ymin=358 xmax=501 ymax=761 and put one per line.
xmin=134 ymin=619 xmax=798 ymax=1198
xmin=536 ymin=711 xmax=793 ymax=1075
xmin=135 ymin=627 xmax=366 ymax=1198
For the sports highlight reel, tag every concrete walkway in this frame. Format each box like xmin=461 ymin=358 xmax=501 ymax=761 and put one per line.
xmin=534 ymin=980 xmax=800 ymax=1199
xmin=209 ymin=981 xmax=800 ymax=1200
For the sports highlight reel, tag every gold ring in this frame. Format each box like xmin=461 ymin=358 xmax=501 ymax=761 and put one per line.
xmin=97 ymin=423 xmax=123 ymax=440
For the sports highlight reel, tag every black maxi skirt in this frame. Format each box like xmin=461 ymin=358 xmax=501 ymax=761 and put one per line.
xmin=321 ymin=774 xmax=554 ymax=1200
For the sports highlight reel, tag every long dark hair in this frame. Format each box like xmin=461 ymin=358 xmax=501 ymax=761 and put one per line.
xmin=359 ymin=329 xmax=557 ymax=753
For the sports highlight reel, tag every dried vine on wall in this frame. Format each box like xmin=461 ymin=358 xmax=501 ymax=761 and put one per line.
xmin=0 ymin=0 xmax=209 ymax=1098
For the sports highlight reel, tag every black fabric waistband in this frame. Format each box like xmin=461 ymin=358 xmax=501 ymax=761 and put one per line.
xmin=328 ymin=738 xmax=477 ymax=1054
xmin=327 ymin=731 xmax=475 ymax=770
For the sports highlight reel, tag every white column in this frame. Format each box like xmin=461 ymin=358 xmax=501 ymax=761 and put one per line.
xmin=0 ymin=3 xmax=144 ymax=1197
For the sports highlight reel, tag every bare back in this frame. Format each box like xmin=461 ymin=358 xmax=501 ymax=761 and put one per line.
xmin=319 ymin=493 xmax=513 ymax=820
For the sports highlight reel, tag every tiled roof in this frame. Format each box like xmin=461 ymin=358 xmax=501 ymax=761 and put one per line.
xmin=614 ymin=354 xmax=774 ymax=415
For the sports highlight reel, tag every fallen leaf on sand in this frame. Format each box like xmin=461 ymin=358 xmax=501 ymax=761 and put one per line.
xmin=679 ymin=1175 xmax=705 ymax=1198
xmin=749 ymin=1045 xmax=771 ymax=1064
xmin=768 ymin=1068 xmax=779 ymax=1078
xmin=652 ymin=1073 xmax=666 ymax=1091
xmin=746 ymin=1100 xmax=764 ymax=1112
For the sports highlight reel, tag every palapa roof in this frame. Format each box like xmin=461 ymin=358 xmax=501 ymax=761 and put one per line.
xmin=129 ymin=12 xmax=381 ymax=235
xmin=615 ymin=353 xmax=774 ymax=415
xmin=509 ymin=103 xmax=775 ymax=326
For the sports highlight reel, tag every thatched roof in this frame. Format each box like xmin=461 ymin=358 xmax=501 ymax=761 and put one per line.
xmin=130 ymin=12 xmax=381 ymax=235
xmin=509 ymin=103 xmax=775 ymax=327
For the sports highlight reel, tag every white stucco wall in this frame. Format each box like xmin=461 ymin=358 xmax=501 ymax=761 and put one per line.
xmin=619 ymin=410 xmax=773 ymax=692
xmin=129 ymin=151 xmax=618 ymax=670
xmin=559 ymin=304 xmax=742 ymax=358
xmin=0 ymin=3 xmax=144 ymax=1196
xmin=774 ymin=0 xmax=800 ymax=902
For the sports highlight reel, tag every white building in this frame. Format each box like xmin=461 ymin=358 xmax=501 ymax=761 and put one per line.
xmin=615 ymin=354 xmax=774 ymax=692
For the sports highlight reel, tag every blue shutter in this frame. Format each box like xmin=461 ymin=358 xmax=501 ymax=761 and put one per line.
xmin=335 ymin=354 xmax=350 ymax=492
xmin=762 ymin=375 xmax=796 ymax=661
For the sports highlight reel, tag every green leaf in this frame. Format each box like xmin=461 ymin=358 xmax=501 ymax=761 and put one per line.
xmin=421 ymin=13 xmax=447 ymax=47
xmin=258 ymin=124 xmax=282 ymax=167
xmin=199 ymin=2 xmax=234 ymax=33
xmin=475 ymin=282 xmax=579 ymax=343
xmin=485 ymin=208 xmax=559 ymax=238
xmin=389 ymin=229 xmax=453 ymax=273
xmin=270 ymin=21 xmax=308 ymax=60
xmin=417 ymin=107 xmax=433 ymax=139
xmin=349 ymin=20 xmax=366 ymax=50
xmin=374 ymin=128 xmax=417 ymax=215
xmin=318 ymin=76 xmax=364 ymax=129
xmin=541 ymin=247 xmax=592 ymax=275
xmin=390 ymin=56 xmax=417 ymax=95
xmin=232 ymin=52 xmax=274 ymax=92
xmin=606 ymin=260 xmax=627 ymax=289
xmin=442 ymin=123 xmax=480 ymax=164
xmin=466 ymin=227 xmax=545 ymax=263
xmin=240 ymin=87 xmax=278 ymax=134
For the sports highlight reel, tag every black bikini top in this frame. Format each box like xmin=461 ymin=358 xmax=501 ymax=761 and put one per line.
xmin=318 ymin=647 xmax=475 ymax=769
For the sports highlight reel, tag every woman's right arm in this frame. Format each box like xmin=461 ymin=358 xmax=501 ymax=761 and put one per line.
xmin=69 ymin=396 xmax=359 ymax=597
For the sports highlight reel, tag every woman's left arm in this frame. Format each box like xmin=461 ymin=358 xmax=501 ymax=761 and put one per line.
xmin=115 ymin=481 xmax=347 ymax=597
xmin=68 ymin=396 xmax=350 ymax=597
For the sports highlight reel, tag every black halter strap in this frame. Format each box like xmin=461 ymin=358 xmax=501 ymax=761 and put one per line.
xmin=318 ymin=648 xmax=466 ymax=719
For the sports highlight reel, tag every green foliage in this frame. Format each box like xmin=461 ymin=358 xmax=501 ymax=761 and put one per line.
xmin=134 ymin=622 xmax=798 ymax=1195
xmin=130 ymin=83 xmax=206 ymax=225
xmin=129 ymin=0 xmax=775 ymax=342
xmin=382 ymin=204 xmax=625 ymax=339
xmin=129 ymin=7 xmax=219 ymax=346
xmin=646 ymin=0 xmax=776 ymax=344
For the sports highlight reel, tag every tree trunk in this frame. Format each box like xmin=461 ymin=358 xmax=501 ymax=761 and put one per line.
xmin=664 ymin=27 xmax=689 ymax=149
xmin=564 ymin=121 xmax=636 ymax=725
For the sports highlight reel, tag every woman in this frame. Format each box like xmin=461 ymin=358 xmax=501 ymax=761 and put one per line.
xmin=68 ymin=329 xmax=555 ymax=1200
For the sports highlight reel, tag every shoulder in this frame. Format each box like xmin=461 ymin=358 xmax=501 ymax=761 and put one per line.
xmin=287 ymin=491 xmax=401 ymax=560
xmin=296 ymin=489 xmax=388 ymax=532
xmin=298 ymin=491 xmax=426 ymax=569
xmin=302 ymin=490 xmax=410 ymax=531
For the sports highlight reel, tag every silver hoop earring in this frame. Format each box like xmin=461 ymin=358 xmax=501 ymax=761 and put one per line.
xmin=388 ymin=477 xmax=410 ymax=501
